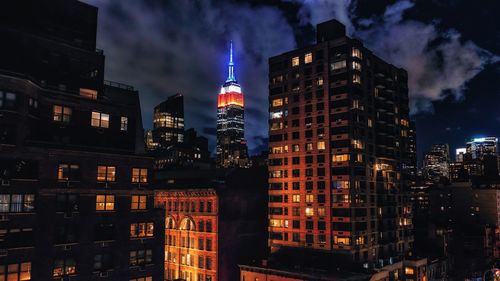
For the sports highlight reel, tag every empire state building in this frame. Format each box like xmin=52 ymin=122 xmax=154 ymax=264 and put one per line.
xmin=216 ymin=41 xmax=249 ymax=168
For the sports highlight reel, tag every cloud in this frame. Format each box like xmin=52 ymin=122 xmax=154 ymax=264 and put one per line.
xmin=291 ymin=0 xmax=499 ymax=113
xmin=82 ymin=0 xmax=295 ymax=155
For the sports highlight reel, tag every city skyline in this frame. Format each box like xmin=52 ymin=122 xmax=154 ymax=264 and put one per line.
xmin=82 ymin=0 xmax=500 ymax=156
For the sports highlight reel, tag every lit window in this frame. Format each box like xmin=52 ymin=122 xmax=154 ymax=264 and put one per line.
xmin=352 ymin=74 xmax=361 ymax=84
xmin=53 ymin=258 xmax=76 ymax=277
xmin=352 ymin=48 xmax=363 ymax=59
xmin=317 ymin=141 xmax=326 ymax=150
xmin=306 ymin=143 xmax=313 ymax=151
xmin=333 ymin=154 xmax=349 ymax=162
xmin=91 ymin=112 xmax=110 ymax=128
xmin=0 ymin=194 xmax=35 ymax=213
xmin=292 ymin=194 xmax=300 ymax=203
xmin=352 ymin=61 xmax=362 ymax=71
xmin=352 ymin=139 xmax=364 ymax=149
xmin=96 ymin=195 xmax=115 ymax=211
xmin=0 ymin=262 xmax=31 ymax=281
xmin=0 ymin=91 xmax=16 ymax=109
xmin=332 ymin=181 xmax=349 ymax=189
xmin=330 ymin=60 xmax=346 ymax=71
xmin=405 ymin=267 xmax=415 ymax=275
xmin=131 ymin=195 xmax=147 ymax=210
xmin=270 ymin=122 xmax=283 ymax=131
xmin=53 ymin=105 xmax=72 ymax=123
xmin=305 ymin=207 xmax=314 ymax=216
xmin=270 ymin=170 xmax=283 ymax=178
xmin=292 ymin=144 xmax=300 ymax=152
xmin=120 ymin=116 xmax=128 ymax=131
xmin=79 ymin=88 xmax=98 ymax=99
xmin=368 ymin=118 xmax=373 ymax=128
xmin=272 ymin=98 xmax=283 ymax=107
xmin=355 ymin=236 xmax=365 ymax=245
xmin=318 ymin=207 xmax=326 ymax=217
xmin=57 ymin=164 xmax=80 ymax=181
xmin=97 ymin=165 xmax=116 ymax=182
xmin=305 ymin=194 xmax=314 ymax=203
xmin=131 ymin=168 xmax=148 ymax=183
xmin=292 ymin=56 xmax=300 ymax=66
xmin=269 ymin=219 xmax=284 ymax=228
xmin=304 ymin=53 xmax=313 ymax=64
xmin=317 ymin=77 xmax=324 ymax=86
xmin=130 ymin=222 xmax=154 ymax=238
xmin=334 ymin=236 xmax=350 ymax=245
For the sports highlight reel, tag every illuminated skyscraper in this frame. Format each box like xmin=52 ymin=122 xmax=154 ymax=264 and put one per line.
xmin=216 ymin=41 xmax=249 ymax=168
xmin=466 ymin=137 xmax=498 ymax=160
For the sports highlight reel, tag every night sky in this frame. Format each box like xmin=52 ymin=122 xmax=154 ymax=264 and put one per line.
xmin=83 ymin=0 xmax=499 ymax=163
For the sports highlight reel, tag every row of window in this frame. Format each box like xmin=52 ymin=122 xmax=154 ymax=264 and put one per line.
xmin=52 ymin=105 xmax=129 ymax=131
xmin=166 ymin=235 xmax=214 ymax=251
xmin=166 ymin=200 xmax=214 ymax=213
xmin=289 ymin=48 xmax=363 ymax=68
xmin=58 ymin=164 xmax=148 ymax=183
xmin=269 ymin=180 xmax=349 ymax=192
xmin=270 ymin=167 xmax=327 ymax=178
xmin=0 ymin=262 xmax=31 ymax=280
xmin=165 ymin=217 xmax=213 ymax=233
xmin=165 ymin=252 xmax=213 ymax=270
xmin=166 ymin=269 xmax=213 ymax=281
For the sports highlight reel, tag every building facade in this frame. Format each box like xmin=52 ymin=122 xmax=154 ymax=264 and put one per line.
xmin=150 ymin=94 xmax=185 ymax=148
xmin=267 ymin=19 xmax=413 ymax=265
xmin=216 ymin=42 xmax=249 ymax=168
xmin=423 ymin=144 xmax=450 ymax=183
xmin=0 ymin=1 xmax=164 ymax=280
xmin=155 ymin=168 xmax=268 ymax=281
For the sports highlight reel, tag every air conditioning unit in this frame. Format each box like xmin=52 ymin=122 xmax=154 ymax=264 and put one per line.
xmin=99 ymin=271 xmax=108 ymax=278
xmin=1 ymin=180 xmax=10 ymax=186
xmin=63 ymin=213 xmax=73 ymax=219
xmin=63 ymin=245 xmax=71 ymax=251
xmin=0 ymin=249 xmax=8 ymax=257
xmin=101 ymin=241 xmax=109 ymax=247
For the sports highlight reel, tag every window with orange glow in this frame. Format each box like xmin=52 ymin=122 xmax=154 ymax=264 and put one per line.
xmin=91 ymin=111 xmax=109 ymax=128
xmin=0 ymin=262 xmax=31 ymax=280
xmin=304 ymin=52 xmax=313 ymax=64
xmin=79 ymin=88 xmax=98 ymax=99
xmin=405 ymin=267 xmax=415 ymax=275
xmin=97 ymin=165 xmax=116 ymax=182
xmin=53 ymin=258 xmax=76 ymax=277
xmin=130 ymin=222 xmax=154 ymax=238
xmin=96 ymin=195 xmax=115 ymax=211
xmin=53 ymin=105 xmax=72 ymax=123
xmin=131 ymin=168 xmax=147 ymax=183
xmin=352 ymin=47 xmax=363 ymax=59
xmin=131 ymin=195 xmax=147 ymax=210
xmin=333 ymin=154 xmax=349 ymax=162
xmin=334 ymin=236 xmax=350 ymax=245
xmin=292 ymin=56 xmax=300 ymax=66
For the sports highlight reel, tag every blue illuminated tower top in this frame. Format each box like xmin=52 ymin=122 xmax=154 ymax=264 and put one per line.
xmin=226 ymin=40 xmax=236 ymax=83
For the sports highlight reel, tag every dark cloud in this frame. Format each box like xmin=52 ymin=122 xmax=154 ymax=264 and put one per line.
xmin=84 ymin=0 xmax=295 ymax=155
xmin=83 ymin=0 xmax=497 ymax=155
xmin=291 ymin=0 xmax=499 ymax=113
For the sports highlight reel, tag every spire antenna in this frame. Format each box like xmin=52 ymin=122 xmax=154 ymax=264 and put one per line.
xmin=226 ymin=40 xmax=236 ymax=82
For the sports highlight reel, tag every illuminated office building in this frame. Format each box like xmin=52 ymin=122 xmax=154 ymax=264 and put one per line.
xmin=266 ymin=19 xmax=413 ymax=264
xmin=455 ymin=148 xmax=466 ymax=162
xmin=466 ymin=137 xmax=498 ymax=160
xmin=423 ymin=144 xmax=450 ymax=183
xmin=216 ymin=42 xmax=249 ymax=168
xmin=151 ymin=93 xmax=185 ymax=147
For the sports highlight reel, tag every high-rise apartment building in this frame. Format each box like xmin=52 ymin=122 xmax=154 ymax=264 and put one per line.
xmin=267 ymin=19 xmax=413 ymax=264
xmin=216 ymin=42 xmax=249 ymax=168
xmin=0 ymin=1 xmax=164 ymax=280
xmin=456 ymin=148 xmax=466 ymax=162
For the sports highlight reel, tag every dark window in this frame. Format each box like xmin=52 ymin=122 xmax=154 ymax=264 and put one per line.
xmin=305 ymin=156 xmax=313 ymax=164
xmin=292 ymin=157 xmax=300 ymax=165
xmin=292 ymin=220 xmax=300 ymax=229
xmin=292 ymin=182 xmax=300 ymax=190
xmin=292 ymin=132 xmax=300 ymax=139
xmin=305 ymin=181 xmax=313 ymax=190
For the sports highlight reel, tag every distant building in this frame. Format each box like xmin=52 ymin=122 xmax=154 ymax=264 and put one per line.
xmin=456 ymin=147 xmax=466 ymax=162
xmin=147 ymin=95 xmax=211 ymax=169
xmin=466 ymin=137 xmax=498 ymax=160
xmin=216 ymin=41 xmax=249 ymax=168
xmin=155 ymin=167 xmax=268 ymax=281
xmin=151 ymin=93 xmax=185 ymax=147
xmin=423 ymin=144 xmax=450 ymax=183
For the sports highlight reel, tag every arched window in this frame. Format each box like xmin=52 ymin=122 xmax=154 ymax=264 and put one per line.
xmin=179 ymin=217 xmax=195 ymax=231
xmin=166 ymin=216 xmax=176 ymax=229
